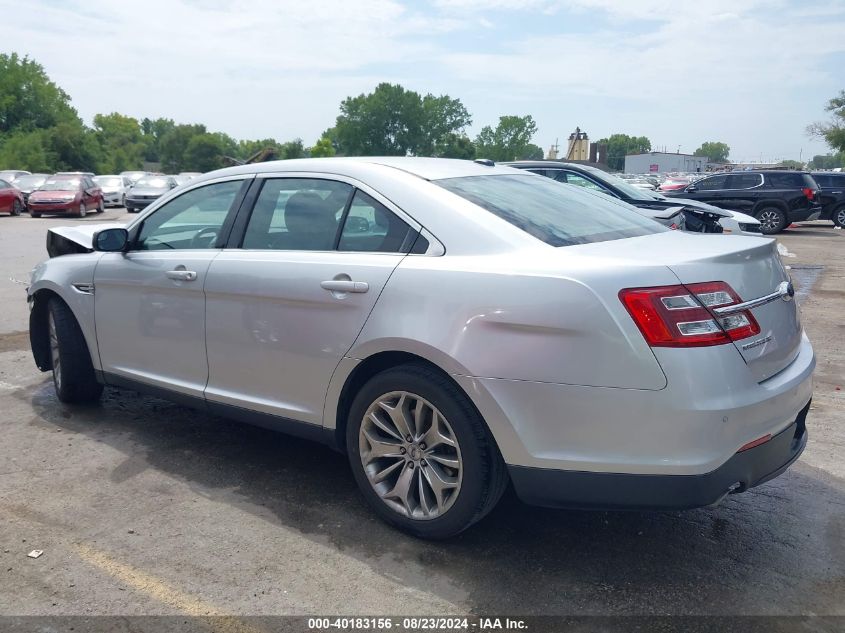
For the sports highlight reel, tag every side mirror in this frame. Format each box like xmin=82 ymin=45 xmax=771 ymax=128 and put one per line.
xmin=686 ymin=185 xmax=697 ymax=193
xmin=93 ymin=228 xmax=129 ymax=252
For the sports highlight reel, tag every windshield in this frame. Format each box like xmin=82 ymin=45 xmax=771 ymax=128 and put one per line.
xmin=40 ymin=179 xmax=80 ymax=191
xmin=15 ymin=175 xmax=47 ymax=189
xmin=135 ymin=177 xmax=170 ymax=188
xmin=436 ymin=174 xmax=666 ymax=247
xmin=95 ymin=176 xmax=122 ymax=187
xmin=576 ymin=165 xmax=656 ymax=201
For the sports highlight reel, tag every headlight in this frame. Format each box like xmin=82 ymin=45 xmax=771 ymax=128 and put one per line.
xmin=62 ymin=194 xmax=77 ymax=201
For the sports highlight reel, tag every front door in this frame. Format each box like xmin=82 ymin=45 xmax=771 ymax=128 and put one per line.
xmin=204 ymin=177 xmax=417 ymax=426
xmin=94 ymin=178 xmax=248 ymax=397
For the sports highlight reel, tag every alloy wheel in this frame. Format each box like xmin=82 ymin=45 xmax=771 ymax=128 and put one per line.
xmin=359 ymin=391 xmax=463 ymax=520
xmin=79 ymin=203 xmax=87 ymax=218
xmin=836 ymin=207 xmax=845 ymax=228
xmin=759 ymin=210 xmax=782 ymax=232
xmin=48 ymin=311 xmax=62 ymax=392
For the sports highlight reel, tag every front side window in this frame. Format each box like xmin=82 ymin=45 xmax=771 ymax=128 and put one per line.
xmin=563 ymin=172 xmax=609 ymax=194
xmin=337 ymin=190 xmax=413 ymax=253
xmin=693 ymin=174 xmax=728 ymax=191
xmin=242 ymin=178 xmax=352 ymax=251
xmin=136 ymin=180 xmax=243 ymax=250
xmin=436 ymin=174 xmax=665 ymax=247
xmin=0 ymin=179 xmax=10 ymax=189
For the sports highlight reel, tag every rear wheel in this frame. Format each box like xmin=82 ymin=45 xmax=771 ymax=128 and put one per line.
xmin=346 ymin=364 xmax=508 ymax=539
xmin=78 ymin=203 xmax=87 ymax=218
xmin=834 ymin=205 xmax=845 ymax=229
xmin=47 ymin=298 xmax=103 ymax=403
xmin=756 ymin=206 xmax=787 ymax=234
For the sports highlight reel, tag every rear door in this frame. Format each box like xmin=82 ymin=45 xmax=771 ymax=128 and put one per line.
xmin=0 ymin=180 xmax=13 ymax=213
xmin=203 ymin=176 xmax=419 ymax=426
xmin=722 ymin=173 xmax=763 ymax=213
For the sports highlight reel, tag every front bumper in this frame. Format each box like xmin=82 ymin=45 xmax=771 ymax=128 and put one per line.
xmin=125 ymin=197 xmax=157 ymax=210
xmin=27 ymin=201 xmax=76 ymax=213
xmin=102 ymin=192 xmax=123 ymax=206
xmin=508 ymin=400 xmax=809 ymax=510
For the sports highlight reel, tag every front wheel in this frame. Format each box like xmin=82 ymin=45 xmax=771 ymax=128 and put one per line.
xmin=346 ymin=364 xmax=508 ymax=539
xmin=833 ymin=205 xmax=845 ymax=229
xmin=78 ymin=203 xmax=87 ymax=218
xmin=47 ymin=298 xmax=103 ymax=403
xmin=97 ymin=199 xmax=104 ymax=213
xmin=756 ymin=206 xmax=787 ymax=234
xmin=11 ymin=199 xmax=22 ymax=216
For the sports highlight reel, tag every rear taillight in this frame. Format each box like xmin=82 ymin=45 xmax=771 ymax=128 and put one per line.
xmin=802 ymin=187 xmax=816 ymax=201
xmin=619 ymin=281 xmax=760 ymax=347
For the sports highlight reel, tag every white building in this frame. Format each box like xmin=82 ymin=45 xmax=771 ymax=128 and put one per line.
xmin=624 ymin=152 xmax=709 ymax=174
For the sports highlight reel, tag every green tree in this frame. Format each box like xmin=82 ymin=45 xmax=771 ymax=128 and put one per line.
xmin=159 ymin=124 xmax=207 ymax=172
xmin=0 ymin=129 xmax=53 ymax=171
xmin=808 ymin=90 xmax=845 ymax=153
xmin=93 ymin=112 xmax=145 ymax=173
xmin=235 ymin=138 xmax=278 ymax=162
xmin=309 ymin=136 xmax=336 ymax=158
xmin=279 ymin=138 xmax=306 ymax=159
xmin=779 ymin=159 xmax=805 ymax=170
xmin=597 ymin=133 xmax=652 ymax=171
xmin=141 ymin=117 xmax=175 ymax=163
xmin=334 ymin=83 xmax=425 ymax=155
xmin=475 ymin=115 xmax=539 ymax=161
xmin=694 ymin=141 xmax=731 ymax=164
xmin=183 ymin=133 xmax=224 ymax=172
xmin=807 ymin=153 xmax=845 ymax=169
xmin=0 ymin=53 xmax=78 ymax=134
xmin=435 ymin=133 xmax=475 ymax=159
xmin=418 ymin=95 xmax=472 ymax=156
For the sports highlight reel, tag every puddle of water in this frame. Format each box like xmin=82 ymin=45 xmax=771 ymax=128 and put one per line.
xmin=787 ymin=265 xmax=823 ymax=304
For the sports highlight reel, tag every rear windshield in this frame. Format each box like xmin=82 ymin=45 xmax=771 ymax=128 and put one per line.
xmin=436 ymin=174 xmax=666 ymax=247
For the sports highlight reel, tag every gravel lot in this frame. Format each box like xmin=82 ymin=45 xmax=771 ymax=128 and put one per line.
xmin=0 ymin=211 xmax=842 ymax=618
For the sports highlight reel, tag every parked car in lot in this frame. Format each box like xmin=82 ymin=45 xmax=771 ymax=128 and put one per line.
xmin=0 ymin=170 xmax=31 ymax=183
xmin=124 ymin=175 xmax=177 ymax=213
xmin=94 ymin=175 xmax=133 ymax=208
xmin=663 ymin=170 xmax=821 ymax=234
xmin=120 ymin=171 xmax=149 ymax=185
xmin=28 ymin=158 xmax=814 ymax=538
xmin=13 ymin=174 xmax=50 ymax=207
xmin=27 ymin=175 xmax=104 ymax=218
xmin=0 ymin=178 xmax=25 ymax=216
xmin=504 ymin=161 xmax=761 ymax=235
xmin=811 ymin=171 xmax=845 ymax=228
xmin=175 ymin=172 xmax=203 ymax=186
xmin=658 ymin=177 xmax=690 ymax=192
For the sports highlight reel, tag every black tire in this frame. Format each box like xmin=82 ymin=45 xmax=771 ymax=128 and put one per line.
xmin=756 ymin=205 xmax=787 ymax=234
xmin=78 ymin=203 xmax=87 ymax=218
xmin=346 ymin=364 xmax=508 ymax=539
xmin=47 ymin=297 xmax=103 ymax=404
xmin=833 ymin=205 xmax=845 ymax=229
xmin=97 ymin=200 xmax=104 ymax=213
xmin=11 ymin=199 xmax=22 ymax=216
xmin=30 ymin=211 xmax=41 ymax=218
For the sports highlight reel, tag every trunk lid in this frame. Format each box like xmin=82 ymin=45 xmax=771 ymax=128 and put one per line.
xmin=568 ymin=232 xmax=802 ymax=382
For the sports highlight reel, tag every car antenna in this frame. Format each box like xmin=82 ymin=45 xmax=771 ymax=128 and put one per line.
xmin=474 ymin=158 xmax=495 ymax=166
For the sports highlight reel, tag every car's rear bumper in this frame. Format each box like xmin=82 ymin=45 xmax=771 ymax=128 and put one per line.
xmin=508 ymin=400 xmax=809 ymax=510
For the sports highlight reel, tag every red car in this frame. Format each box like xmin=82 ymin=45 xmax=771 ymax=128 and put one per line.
xmin=658 ymin=178 xmax=691 ymax=192
xmin=0 ymin=178 xmax=25 ymax=216
xmin=27 ymin=175 xmax=104 ymax=218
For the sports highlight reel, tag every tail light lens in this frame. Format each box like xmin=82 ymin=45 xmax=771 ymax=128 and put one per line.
xmin=619 ymin=281 xmax=760 ymax=347
xmin=802 ymin=187 xmax=816 ymax=201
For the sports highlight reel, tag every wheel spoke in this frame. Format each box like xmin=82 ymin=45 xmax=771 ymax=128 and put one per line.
xmin=362 ymin=427 xmax=404 ymax=461
xmin=367 ymin=411 xmax=403 ymax=442
xmin=378 ymin=394 xmax=414 ymax=440
xmin=421 ymin=463 xmax=457 ymax=512
xmin=382 ymin=463 xmax=415 ymax=514
xmin=425 ymin=453 xmax=460 ymax=469
xmin=420 ymin=412 xmax=456 ymax=450
xmin=371 ymin=459 xmax=404 ymax=484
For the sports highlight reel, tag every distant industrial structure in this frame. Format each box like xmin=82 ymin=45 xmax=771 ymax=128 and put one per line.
xmin=624 ymin=152 xmax=709 ymax=174
xmin=546 ymin=128 xmax=609 ymax=170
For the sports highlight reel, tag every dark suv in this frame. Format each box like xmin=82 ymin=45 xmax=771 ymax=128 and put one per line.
xmin=811 ymin=172 xmax=845 ymax=228
xmin=663 ymin=170 xmax=821 ymax=234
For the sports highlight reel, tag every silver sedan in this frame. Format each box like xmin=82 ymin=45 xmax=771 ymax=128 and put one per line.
xmin=27 ymin=158 xmax=814 ymax=538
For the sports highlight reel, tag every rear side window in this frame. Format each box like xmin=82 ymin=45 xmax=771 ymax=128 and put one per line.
xmin=436 ymin=174 xmax=666 ymax=247
xmin=727 ymin=173 xmax=763 ymax=189
xmin=766 ymin=173 xmax=804 ymax=188
xmin=337 ymin=190 xmax=414 ymax=253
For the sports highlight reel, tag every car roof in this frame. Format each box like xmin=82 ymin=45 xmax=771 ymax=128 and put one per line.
xmin=193 ymin=157 xmax=527 ymax=183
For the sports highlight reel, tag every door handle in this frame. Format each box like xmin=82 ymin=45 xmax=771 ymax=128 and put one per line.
xmin=165 ymin=269 xmax=197 ymax=281
xmin=320 ymin=280 xmax=369 ymax=293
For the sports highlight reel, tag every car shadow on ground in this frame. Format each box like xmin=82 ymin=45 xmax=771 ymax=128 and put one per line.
xmin=25 ymin=381 xmax=845 ymax=616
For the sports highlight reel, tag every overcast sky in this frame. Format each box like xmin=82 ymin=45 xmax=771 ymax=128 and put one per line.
xmin=5 ymin=0 xmax=844 ymax=162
